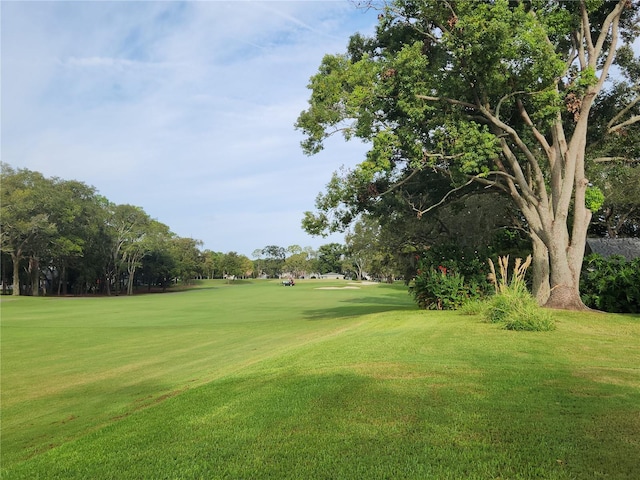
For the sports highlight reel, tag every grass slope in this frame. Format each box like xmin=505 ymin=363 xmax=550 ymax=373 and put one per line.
xmin=1 ymin=280 xmax=639 ymax=479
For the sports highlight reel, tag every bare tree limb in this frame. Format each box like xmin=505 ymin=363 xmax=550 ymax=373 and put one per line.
xmin=495 ymin=91 xmax=527 ymax=121
xmin=592 ymin=0 xmax=627 ymax=73
xmin=517 ymin=98 xmax=552 ymax=153
xmin=580 ymin=0 xmax=595 ymax=62
xmin=378 ymin=168 xmax=421 ymax=197
xmin=606 ymin=88 xmax=640 ymax=128
xmin=409 ymin=177 xmax=476 ymax=218
xmin=415 ymin=95 xmax=477 ymax=110
xmin=593 ymin=156 xmax=631 ymax=163
xmin=608 ymin=114 xmax=640 ymax=133
xmin=408 ymin=171 xmax=513 ymax=218
xmin=478 ymin=104 xmax=550 ymax=211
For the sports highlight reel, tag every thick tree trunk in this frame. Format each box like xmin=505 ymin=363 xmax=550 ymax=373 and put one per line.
xmin=530 ymin=232 xmax=550 ymax=305
xmin=127 ymin=266 xmax=135 ymax=295
xmin=543 ymin=223 xmax=589 ymax=311
xmin=11 ymin=252 xmax=21 ymax=296
xmin=56 ymin=263 xmax=66 ymax=295
xmin=61 ymin=264 xmax=68 ymax=296
xmin=545 ymin=284 xmax=587 ymax=310
xmin=29 ymin=256 xmax=40 ymax=297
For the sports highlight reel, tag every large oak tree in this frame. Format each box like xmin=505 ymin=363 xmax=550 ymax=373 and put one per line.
xmin=297 ymin=0 xmax=639 ymax=310
xmin=0 ymin=165 xmax=56 ymax=295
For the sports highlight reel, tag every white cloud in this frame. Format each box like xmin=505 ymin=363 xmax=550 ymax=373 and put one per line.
xmin=1 ymin=1 xmax=378 ymax=255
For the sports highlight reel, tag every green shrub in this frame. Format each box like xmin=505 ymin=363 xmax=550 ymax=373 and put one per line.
xmin=413 ymin=244 xmax=493 ymax=291
xmin=409 ymin=244 xmax=492 ymax=310
xmin=410 ymin=268 xmax=475 ymax=310
xmin=580 ymin=254 xmax=640 ymax=313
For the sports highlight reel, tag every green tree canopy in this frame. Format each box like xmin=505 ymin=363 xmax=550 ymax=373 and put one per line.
xmin=586 ymin=77 xmax=640 ymax=238
xmin=1 ymin=163 xmax=208 ymax=296
xmin=345 ymin=217 xmax=380 ymax=281
xmin=316 ymin=243 xmax=346 ymax=274
xmin=221 ymin=252 xmax=252 ymax=281
xmin=297 ymin=0 xmax=640 ymax=310
xmin=259 ymin=245 xmax=286 ymax=278
xmin=0 ymin=165 xmax=57 ymax=295
xmin=170 ymin=237 xmax=204 ymax=285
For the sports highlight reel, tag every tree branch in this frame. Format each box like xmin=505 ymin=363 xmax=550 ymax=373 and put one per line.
xmin=517 ymin=98 xmax=552 ymax=152
xmin=592 ymin=0 xmax=627 ymax=72
xmin=409 ymin=171 xmax=514 ymax=218
xmin=495 ymin=91 xmax=527 ymax=121
xmin=607 ymin=95 xmax=640 ymax=132
xmin=378 ymin=168 xmax=421 ymax=197
xmin=478 ymin=103 xmax=549 ymax=211
xmin=609 ymin=114 xmax=640 ymax=133
xmin=580 ymin=0 xmax=595 ymax=62
xmin=593 ymin=156 xmax=631 ymax=163
xmin=415 ymin=95 xmax=477 ymax=110
xmin=410 ymin=177 xmax=476 ymax=218
xmin=575 ymin=26 xmax=587 ymax=70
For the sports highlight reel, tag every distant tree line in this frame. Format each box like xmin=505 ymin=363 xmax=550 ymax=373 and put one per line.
xmin=0 ymin=164 xmax=404 ymax=296
xmin=1 ymin=164 xmax=204 ymax=296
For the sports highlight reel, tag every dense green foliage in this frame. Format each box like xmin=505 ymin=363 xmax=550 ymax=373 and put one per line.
xmin=588 ymin=161 xmax=640 ymax=237
xmin=409 ymin=247 xmax=555 ymax=331
xmin=2 ymin=280 xmax=639 ymax=479
xmin=581 ymin=254 xmax=640 ymax=313
xmin=297 ymin=0 xmax=640 ymax=309
xmin=410 ymin=268 xmax=473 ymax=310
xmin=0 ymin=163 xmax=212 ymax=295
xmin=409 ymin=244 xmax=491 ymax=310
xmin=315 ymin=242 xmax=347 ymax=275
xmin=586 ymin=72 xmax=640 ymax=237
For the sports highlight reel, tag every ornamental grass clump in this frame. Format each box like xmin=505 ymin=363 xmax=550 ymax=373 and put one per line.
xmin=485 ymin=255 xmax=555 ymax=331
xmin=458 ymin=298 xmax=489 ymax=316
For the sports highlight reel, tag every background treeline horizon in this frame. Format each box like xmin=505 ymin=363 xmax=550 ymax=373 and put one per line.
xmin=1 ymin=163 xmax=404 ymax=297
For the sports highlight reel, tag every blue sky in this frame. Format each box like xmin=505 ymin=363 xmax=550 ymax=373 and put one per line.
xmin=2 ymin=1 xmax=379 ymax=257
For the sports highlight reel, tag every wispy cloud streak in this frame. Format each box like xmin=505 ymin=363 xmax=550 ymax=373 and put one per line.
xmin=1 ymin=1 xmax=377 ymax=255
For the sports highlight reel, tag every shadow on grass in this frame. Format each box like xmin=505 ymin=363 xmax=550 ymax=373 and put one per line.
xmin=1 ymin=375 xmax=185 ymax=469
xmin=343 ymin=294 xmax=415 ymax=307
xmin=11 ymin=366 xmax=640 ymax=479
xmin=170 ymin=284 xmax=219 ymax=292
xmin=304 ymin=295 xmax=416 ymax=321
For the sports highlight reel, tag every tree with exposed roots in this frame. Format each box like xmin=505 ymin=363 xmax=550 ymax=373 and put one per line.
xmin=296 ymin=0 xmax=639 ymax=310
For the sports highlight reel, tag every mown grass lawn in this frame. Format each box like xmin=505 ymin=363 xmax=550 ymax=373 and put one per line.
xmin=1 ymin=279 xmax=639 ymax=479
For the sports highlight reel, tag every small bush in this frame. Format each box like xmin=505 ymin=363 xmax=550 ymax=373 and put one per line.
xmin=410 ymin=268 xmax=473 ymax=310
xmin=411 ymin=244 xmax=493 ymax=291
xmin=580 ymin=254 xmax=640 ymax=313
xmin=409 ymin=245 xmax=491 ymax=310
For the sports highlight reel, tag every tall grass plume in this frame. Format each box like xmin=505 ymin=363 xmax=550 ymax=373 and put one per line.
xmin=485 ymin=255 xmax=555 ymax=331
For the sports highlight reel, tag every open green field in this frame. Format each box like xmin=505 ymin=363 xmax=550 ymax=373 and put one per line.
xmin=1 ymin=279 xmax=639 ymax=479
